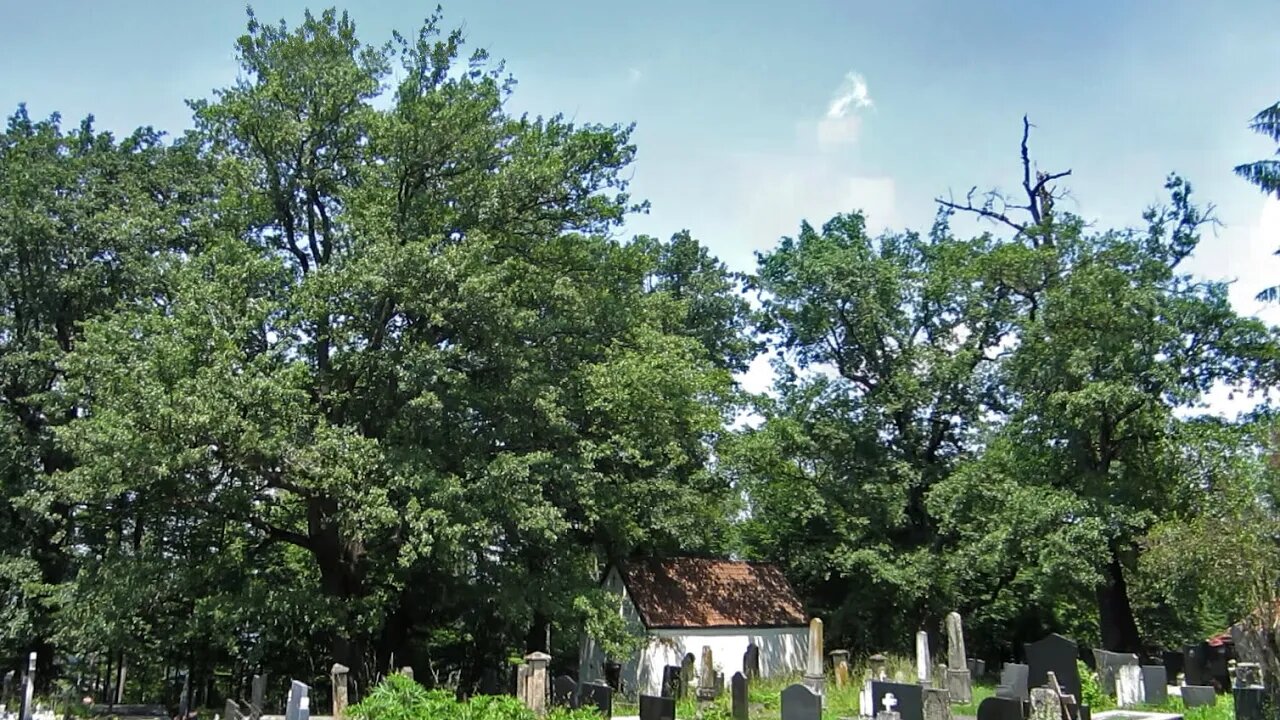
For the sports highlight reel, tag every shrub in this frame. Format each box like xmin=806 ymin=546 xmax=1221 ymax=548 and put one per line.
xmin=350 ymin=674 xmax=609 ymax=720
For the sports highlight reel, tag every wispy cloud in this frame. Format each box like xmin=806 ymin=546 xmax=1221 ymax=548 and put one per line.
xmin=814 ymin=71 xmax=873 ymax=147
xmin=627 ymin=67 xmax=643 ymax=84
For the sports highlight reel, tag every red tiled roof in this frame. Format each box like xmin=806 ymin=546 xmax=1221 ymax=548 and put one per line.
xmin=617 ymin=557 xmax=808 ymax=629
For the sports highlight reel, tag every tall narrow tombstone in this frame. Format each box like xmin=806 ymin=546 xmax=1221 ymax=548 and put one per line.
xmin=552 ymin=676 xmax=578 ymax=709
xmin=517 ymin=665 xmax=532 ymax=707
xmin=1115 ymin=665 xmax=1142 ymax=708
xmin=944 ymin=613 xmax=972 ymax=704
xmin=805 ymin=619 xmax=826 ymax=697
xmin=1184 ymin=645 xmax=1209 ymax=687
xmin=697 ymin=646 xmax=717 ymax=705
xmin=177 ymin=672 xmax=191 ymax=720
xmin=872 ymin=681 xmax=925 ymax=720
xmin=3 ymin=670 xmax=13 ymax=708
xmin=579 ymin=683 xmax=612 ymax=718
xmin=976 ymin=697 xmax=1024 ymax=720
xmin=782 ymin=684 xmax=822 ymax=720
xmin=917 ymin=632 xmax=932 ymax=685
xmin=524 ymin=652 xmax=551 ymax=717
xmin=680 ymin=654 xmax=695 ymax=699
xmin=1235 ymin=686 xmax=1267 ymax=720
xmin=995 ymin=664 xmax=1029 ymax=702
xmin=19 ymin=652 xmax=36 ymax=720
xmin=923 ymin=688 xmax=951 ymax=720
xmin=116 ymin=655 xmax=128 ymax=705
xmin=660 ymin=666 xmax=681 ymax=699
xmin=1181 ymin=685 xmax=1216 ymax=708
xmin=1025 ymin=635 xmax=1081 ymax=701
xmin=731 ymin=672 xmax=748 ymax=720
xmin=1140 ymin=666 xmax=1167 ymax=705
xmin=744 ymin=644 xmax=761 ymax=681
xmin=639 ymin=694 xmax=675 ymax=720
xmin=330 ymin=663 xmax=350 ymax=719
xmin=250 ymin=674 xmax=267 ymax=720
xmin=299 ymin=695 xmax=311 ymax=720
xmin=285 ymin=681 xmax=309 ymax=720
xmin=832 ymin=650 xmax=851 ymax=689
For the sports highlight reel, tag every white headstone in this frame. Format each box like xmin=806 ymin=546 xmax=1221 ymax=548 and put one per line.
xmin=1116 ymin=665 xmax=1143 ymax=708
xmin=916 ymin=631 xmax=932 ymax=684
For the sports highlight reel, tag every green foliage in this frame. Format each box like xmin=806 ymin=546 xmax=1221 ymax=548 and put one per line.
xmin=1076 ymin=660 xmax=1109 ymax=711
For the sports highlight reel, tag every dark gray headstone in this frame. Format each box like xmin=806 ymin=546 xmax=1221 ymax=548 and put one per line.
xmin=1162 ymin=651 xmax=1184 ymax=680
xmin=639 ymin=694 xmax=675 ymax=720
xmin=1025 ymin=634 xmax=1081 ymax=701
xmin=1206 ymin=645 xmax=1230 ymax=690
xmin=976 ymin=696 xmax=1025 ymax=720
xmin=1091 ymin=649 xmax=1138 ymax=696
xmin=744 ymin=644 xmax=761 ymax=680
xmin=479 ymin=668 xmax=503 ymax=696
xmin=872 ymin=681 xmax=925 ymax=720
xmin=1182 ymin=685 xmax=1217 ymax=708
xmin=968 ymin=659 xmax=987 ymax=678
xmin=1184 ymin=645 xmax=1209 ymax=687
xmin=553 ymin=675 xmax=578 ymax=708
xmin=996 ymin=664 xmax=1030 ymax=702
xmin=1140 ymin=665 xmax=1167 ymax=705
xmin=731 ymin=672 xmax=748 ymax=720
xmin=714 ymin=672 xmax=725 ymax=699
xmin=579 ymin=682 xmax=612 ymax=718
xmin=781 ymin=684 xmax=821 ymax=720
xmin=604 ymin=662 xmax=622 ymax=692
xmin=661 ymin=665 xmax=682 ymax=699
xmin=1235 ymin=686 xmax=1267 ymax=720
xmin=2 ymin=671 xmax=13 ymax=706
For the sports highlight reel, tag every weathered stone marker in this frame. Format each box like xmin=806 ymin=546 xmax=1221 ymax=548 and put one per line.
xmin=330 ymin=663 xmax=350 ymax=719
xmin=916 ymin=631 xmax=932 ymax=685
xmin=731 ymin=672 xmax=748 ymax=720
xmin=923 ymin=688 xmax=951 ymax=720
xmin=579 ymin=682 xmax=612 ymax=718
xmin=744 ymin=644 xmax=761 ymax=681
xmin=285 ymin=680 xmax=309 ymax=720
xmin=944 ymin=613 xmax=972 ymax=704
xmin=19 ymin=652 xmax=36 ymax=720
xmin=805 ymin=618 xmax=826 ymax=698
xmin=250 ymin=674 xmax=267 ymax=720
xmin=832 ymin=650 xmax=851 ymax=689
xmin=697 ymin=646 xmax=717 ymax=706
xmin=523 ymin=652 xmax=551 ymax=717
xmin=1115 ymin=665 xmax=1142 ymax=708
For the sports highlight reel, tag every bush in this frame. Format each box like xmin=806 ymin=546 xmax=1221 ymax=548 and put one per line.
xmin=350 ymin=674 xmax=608 ymax=720
xmin=1076 ymin=660 xmax=1110 ymax=711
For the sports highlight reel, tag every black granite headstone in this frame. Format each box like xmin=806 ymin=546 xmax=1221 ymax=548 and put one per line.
xmin=781 ymin=684 xmax=821 ymax=720
xmin=639 ymin=694 xmax=675 ymax=720
xmin=604 ymin=663 xmax=622 ymax=692
xmin=1235 ymin=686 xmax=1267 ymax=720
xmin=1182 ymin=685 xmax=1217 ymax=708
xmin=996 ymin=663 xmax=1030 ymax=701
xmin=1162 ymin=650 xmax=1184 ymax=679
xmin=1025 ymin=634 xmax=1081 ymax=701
xmin=1185 ymin=645 xmax=1209 ymax=687
xmin=661 ymin=666 xmax=681 ymax=699
xmin=579 ymin=682 xmax=613 ymax=718
xmin=1140 ymin=665 xmax=1167 ymax=705
xmin=871 ymin=681 xmax=924 ymax=720
xmin=1207 ymin=644 xmax=1230 ymax=690
xmin=744 ymin=644 xmax=761 ymax=680
xmin=731 ymin=672 xmax=748 ymax=720
xmin=552 ymin=675 xmax=578 ymax=708
xmin=976 ymin=696 xmax=1025 ymax=720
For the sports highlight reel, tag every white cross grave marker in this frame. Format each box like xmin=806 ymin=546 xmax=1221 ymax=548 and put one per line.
xmin=883 ymin=694 xmax=898 ymax=712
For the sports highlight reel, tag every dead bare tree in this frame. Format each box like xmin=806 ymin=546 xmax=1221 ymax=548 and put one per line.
xmin=935 ymin=115 xmax=1072 ymax=247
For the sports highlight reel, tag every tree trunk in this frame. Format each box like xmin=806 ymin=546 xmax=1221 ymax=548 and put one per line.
xmin=310 ymin=497 xmax=369 ymax=683
xmin=1096 ymin=543 xmax=1142 ymax=653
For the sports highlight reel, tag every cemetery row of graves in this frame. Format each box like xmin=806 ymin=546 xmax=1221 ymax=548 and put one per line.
xmin=0 ymin=611 xmax=1263 ymax=720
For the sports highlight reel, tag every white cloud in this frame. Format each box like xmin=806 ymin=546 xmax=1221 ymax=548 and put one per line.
xmin=813 ymin=71 xmax=873 ymax=148
xmin=627 ymin=67 xmax=643 ymax=84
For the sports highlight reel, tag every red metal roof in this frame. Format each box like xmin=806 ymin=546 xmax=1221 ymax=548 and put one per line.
xmin=617 ymin=557 xmax=808 ymax=629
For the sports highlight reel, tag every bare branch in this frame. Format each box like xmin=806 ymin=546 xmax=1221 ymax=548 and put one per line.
xmin=935 ymin=186 xmax=1027 ymax=235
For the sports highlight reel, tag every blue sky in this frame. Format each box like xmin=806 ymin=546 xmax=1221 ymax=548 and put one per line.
xmin=5 ymin=1 xmax=1280 ymax=402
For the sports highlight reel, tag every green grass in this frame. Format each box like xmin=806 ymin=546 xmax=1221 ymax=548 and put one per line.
xmin=952 ymin=682 xmax=996 ymax=717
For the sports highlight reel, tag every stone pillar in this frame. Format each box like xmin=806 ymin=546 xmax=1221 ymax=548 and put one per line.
xmin=916 ymin=631 xmax=931 ymax=685
xmin=330 ymin=664 xmax=350 ymax=719
xmin=944 ymin=612 xmax=972 ymax=703
xmin=831 ymin=650 xmax=850 ymax=689
xmin=250 ymin=675 xmax=267 ymax=720
xmin=19 ymin=652 xmax=35 ymax=720
xmin=804 ymin=618 xmax=826 ymax=697
xmin=524 ymin=652 xmax=551 ymax=717
xmin=697 ymin=647 xmax=717 ymax=707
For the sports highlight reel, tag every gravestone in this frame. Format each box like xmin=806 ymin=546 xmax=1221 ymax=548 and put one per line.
xmin=976 ymin=697 xmax=1025 ymax=720
xmin=996 ymin=664 xmax=1030 ymax=702
xmin=782 ymin=684 xmax=822 ymax=720
xmin=1025 ymin=634 xmax=1081 ymax=701
xmin=873 ymin=681 xmax=925 ymax=720
xmin=524 ymin=652 xmax=551 ymax=716
xmin=1092 ymin=650 xmax=1139 ymax=697
xmin=640 ymin=695 xmax=675 ymax=720
xmin=285 ymin=681 xmax=309 ymax=720
xmin=250 ymin=674 xmax=267 ymax=720
xmin=225 ymin=700 xmax=244 ymax=720
xmin=1115 ymin=665 xmax=1142 ymax=709
xmin=715 ymin=672 xmax=725 ymax=699
xmin=945 ymin=613 xmax=972 ymax=704
xmin=681 ymin=654 xmax=696 ymax=699
xmin=833 ymin=650 xmax=851 ymax=689
xmin=1181 ymin=685 xmax=1216 ymax=708
xmin=660 ymin=666 xmax=681 ymax=699
xmin=552 ymin=676 xmax=578 ymax=708
xmin=2 ymin=670 xmax=12 ymax=708
xmin=923 ymin=688 xmax=951 ymax=720
xmin=177 ymin=672 xmax=191 ymax=720
xmin=731 ymin=672 xmax=748 ymax=720
xmin=697 ymin=647 xmax=717 ymax=704
xmin=917 ymin=632 xmax=932 ymax=685
xmin=1161 ymin=652 xmax=1183 ymax=680
xmin=871 ymin=654 xmax=890 ymax=682
xmin=579 ymin=682 xmax=612 ymax=718
xmin=1029 ymin=687 xmax=1060 ymax=720
xmin=744 ymin=644 xmax=761 ymax=681
xmin=517 ymin=665 xmax=532 ymax=706
xmin=604 ymin=663 xmax=622 ymax=693
xmin=1235 ymin=662 xmax=1263 ymax=689
xmin=1235 ymin=686 xmax=1266 ymax=720
xmin=18 ymin=652 xmax=35 ymax=720
xmin=1140 ymin=666 xmax=1167 ymax=706
xmin=1183 ymin=646 xmax=1207 ymax=687
xmin=331 ymin=663 xmax=350 ymax=719
xmin=805 ymin=619 xmax=826 ymax=697
xmin=877 ymin=694 xmax=902 ymax=720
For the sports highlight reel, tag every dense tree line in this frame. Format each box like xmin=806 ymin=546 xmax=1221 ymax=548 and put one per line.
xmin=2 ymin=6 xmax=1278 ymax=706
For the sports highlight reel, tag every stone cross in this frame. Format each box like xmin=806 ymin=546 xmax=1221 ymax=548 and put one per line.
xmin=330 ymin=664 xmax=350 ymax=719
xmin=805 ymin=618 xmax=826 ymax=697
xmin=523 ymin=652 xmax=551 ymax=717
xmin=916 ymin=631 xmax=932 ymax=685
